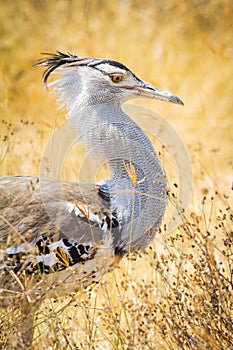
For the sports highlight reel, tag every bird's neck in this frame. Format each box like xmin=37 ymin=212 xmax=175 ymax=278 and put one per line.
xmin=68 ymin=96 xmax=167 ymax=251
xmin=68 ymin=96 xmax=156 ymax=187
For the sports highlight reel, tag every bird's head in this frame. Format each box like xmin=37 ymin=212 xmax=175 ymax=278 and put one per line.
xmin=36 ymin=52 xmax=183 ymax=108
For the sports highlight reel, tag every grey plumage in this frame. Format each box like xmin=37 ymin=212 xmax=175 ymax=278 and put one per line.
xmin=35 ymin=52 xmax=182 ymax=252
xmin=0 ymin=52 xmax=183 ymax=347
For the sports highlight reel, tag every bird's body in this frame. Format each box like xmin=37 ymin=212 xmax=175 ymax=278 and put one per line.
xmin=0 ymin=177 xmax=119 ymax=294
xmin=0 ymin=52 xmax=183 ymax=347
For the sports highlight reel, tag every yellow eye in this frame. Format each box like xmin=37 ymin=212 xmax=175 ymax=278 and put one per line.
xmin=110 ymin=74 xmax=124 ymax=83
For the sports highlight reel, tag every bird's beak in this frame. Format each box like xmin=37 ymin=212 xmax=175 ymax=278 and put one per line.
xmin=135 ymin=81 xmax=184 ymax=105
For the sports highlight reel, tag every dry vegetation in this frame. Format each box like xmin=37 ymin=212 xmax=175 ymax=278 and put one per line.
xmin=0 ymin=0 xmax=233 ymax=349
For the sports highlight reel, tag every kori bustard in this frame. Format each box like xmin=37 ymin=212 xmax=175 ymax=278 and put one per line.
xmin=0 ymin=52 xmax=183 ymax=347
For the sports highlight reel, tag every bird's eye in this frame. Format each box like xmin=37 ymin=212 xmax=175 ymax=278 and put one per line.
xmin=110 ymin=74 xmax=124 ymax=83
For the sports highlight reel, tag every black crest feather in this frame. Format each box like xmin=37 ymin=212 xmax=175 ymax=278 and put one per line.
xmin=35 ymin=51 xmax=135 ymax=84
xmin=35 ymin=51 xmax=84 ymax=84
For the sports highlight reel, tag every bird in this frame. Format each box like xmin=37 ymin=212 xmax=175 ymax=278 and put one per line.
xmin=0 ymin=52 xmax=183 ymax=347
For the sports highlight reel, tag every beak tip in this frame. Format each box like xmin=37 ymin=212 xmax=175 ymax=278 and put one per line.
xmin=172 ymin=95 xmax=184 ymax=106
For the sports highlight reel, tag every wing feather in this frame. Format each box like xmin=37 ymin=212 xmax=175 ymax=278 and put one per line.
xmin=0 ymin=176 xmax=111 ymax=247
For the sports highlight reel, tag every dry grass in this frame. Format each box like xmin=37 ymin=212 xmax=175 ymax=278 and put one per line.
xmin=0 ymin=0 xmax=233 ymax=349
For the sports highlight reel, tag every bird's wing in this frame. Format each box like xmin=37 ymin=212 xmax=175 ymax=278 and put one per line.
xmin=0 ymin=176 xmax=118 ymax=274
xmin=0 ymin=176 xmax=110 ymax=240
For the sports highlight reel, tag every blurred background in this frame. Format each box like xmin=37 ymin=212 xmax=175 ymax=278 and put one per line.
xmin=0 ymin=1 xmax=232 ymax=348
xmin=0 ymin=0 xmax=232 ymax=190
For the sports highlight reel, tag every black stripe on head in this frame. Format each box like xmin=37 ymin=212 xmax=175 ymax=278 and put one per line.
xmin=35 ymin=51 xmax=140 ymax=84
xmin=89 ymin=59 xmax=141 ymax=82
xmin=89 ymin=59 xmax=130 ymax=72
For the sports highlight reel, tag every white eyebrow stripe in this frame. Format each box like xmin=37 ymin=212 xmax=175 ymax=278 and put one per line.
xmin=93 ymin=63 xmax=126 ymax=75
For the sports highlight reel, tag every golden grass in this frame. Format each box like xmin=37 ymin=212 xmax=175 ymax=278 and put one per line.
xmin=0 ymin=0 xmax=233 ymax=349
